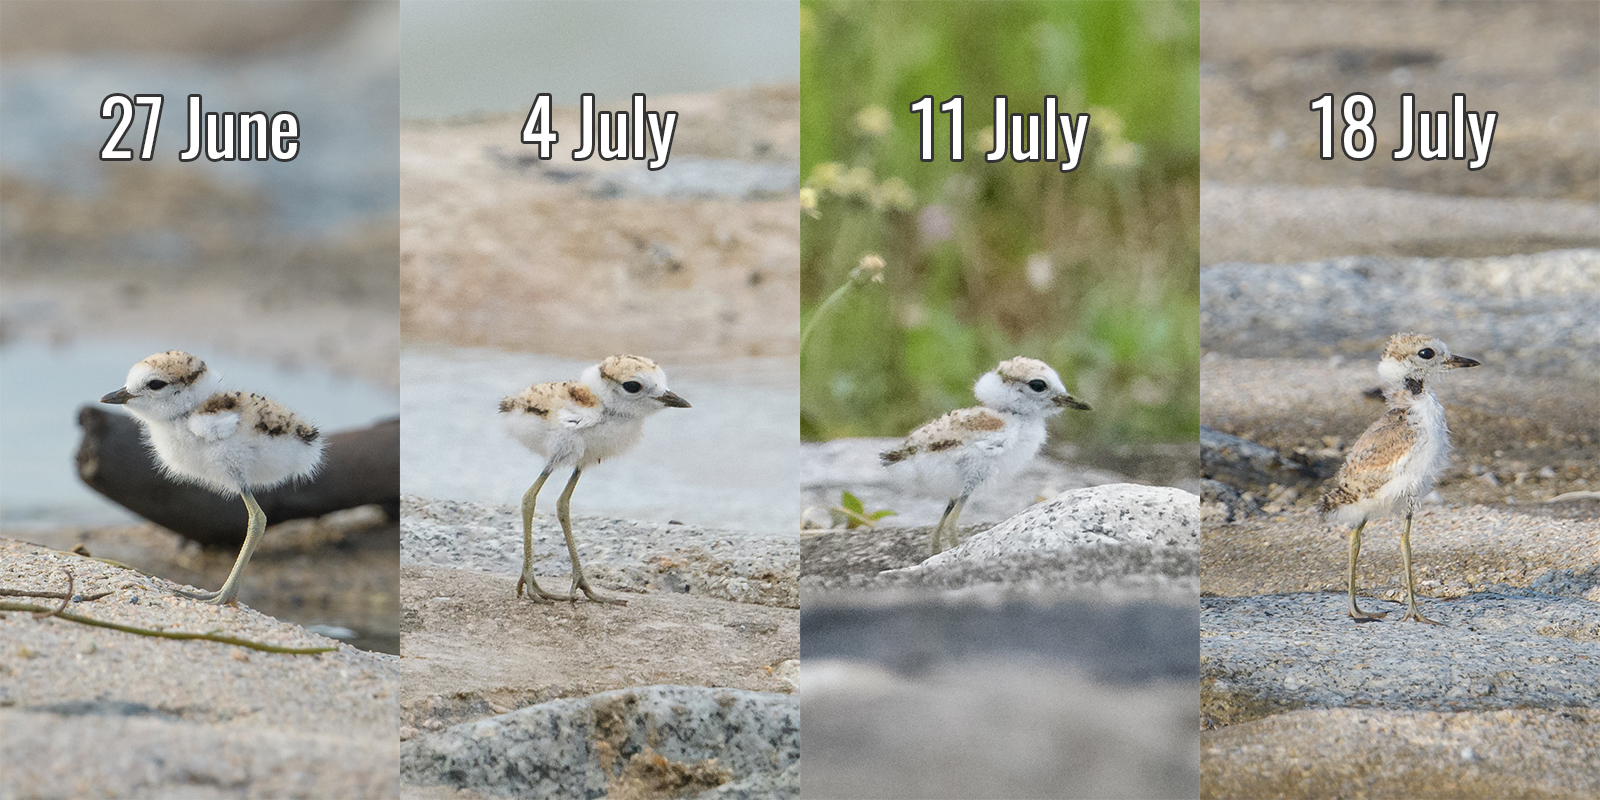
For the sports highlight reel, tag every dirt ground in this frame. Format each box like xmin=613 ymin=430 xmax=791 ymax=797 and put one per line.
xmin=398 ymin=565 xmax=797 ymax=735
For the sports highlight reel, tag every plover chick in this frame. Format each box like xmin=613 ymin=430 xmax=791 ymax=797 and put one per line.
xmin=500 ymin=355 xmax=690 ymax=605
xmin=881 ymin=357 xmax=1090 ymax=556
xmin=1318 ymin=332 xmax=1479 ymax=624
xmin=101 ymin=351 xmax=324 ymax=606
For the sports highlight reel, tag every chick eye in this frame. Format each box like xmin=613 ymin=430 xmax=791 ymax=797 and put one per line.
xmin=621 ymin=381 xmax=643 ymax=393
xmin=1027 ymin=379 xmax=1048 ymax=392
xmin=145 ymin=379 xmax=168 ymax=390
xmin=1417 ymin=348 xmax=1435 ymax=360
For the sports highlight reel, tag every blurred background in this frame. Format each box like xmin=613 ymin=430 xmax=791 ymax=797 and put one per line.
xmin=0 ymin=0 xmax=400 ymax=650
xmin=800 ymin=0 xmax=1199 ymax=474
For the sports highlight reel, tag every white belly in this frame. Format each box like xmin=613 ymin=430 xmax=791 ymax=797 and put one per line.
xmin=144 ymin=418 xmax=321 ymax=495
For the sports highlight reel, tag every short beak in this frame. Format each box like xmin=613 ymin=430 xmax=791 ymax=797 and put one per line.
xmin=100 ymin=388 xmax=134 ymax=405
xmin=1055 ymin=394 xmax=1091 ymax=411
xmin=1445 ymin=355 xmax=1480 ymax=369
xmin=657 ymin=390 xmax=691 ymax=408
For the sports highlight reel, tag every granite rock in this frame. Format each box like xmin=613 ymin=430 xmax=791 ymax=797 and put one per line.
xmin=400 ymin=685 xmax=798 ymax=800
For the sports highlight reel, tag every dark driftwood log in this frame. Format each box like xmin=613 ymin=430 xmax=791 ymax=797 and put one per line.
xmin=75 ymin=406 xmax=399 ymax=548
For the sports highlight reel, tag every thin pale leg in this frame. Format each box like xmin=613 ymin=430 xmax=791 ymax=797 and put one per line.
xmin=1346 ymin=519 xmax=1387 ymax=621
xmin=931 ymin=498 xmax=956 ymax=556
xmin=556 ymin=468 xmax=626 ymax=605
xmin=1400 ymin=511 xmax=1441 ymax=625
xmin=178 ymin=487 xmax=266 ymax=606
xmin=516 ymin=467 xmax=565 ymax=602
xmin=929 ymin=495 xmax=969 ymax=556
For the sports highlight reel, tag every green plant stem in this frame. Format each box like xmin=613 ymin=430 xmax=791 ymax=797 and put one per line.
xmin=0 ymin=601 xmax=338 ymax=655
xmin=800 ymin=281 xmax=857 ymax=355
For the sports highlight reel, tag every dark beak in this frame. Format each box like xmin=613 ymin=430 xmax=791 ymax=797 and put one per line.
xmin=657 ymin=390 xmax=691 ymax=408
xmin=100 ymin=388 xmax=134 ymax=405
xmin=1055 ymin=394 xmax=1091 ymax=411
xmin=1445 ymin=355 xmax=1480 ymax=369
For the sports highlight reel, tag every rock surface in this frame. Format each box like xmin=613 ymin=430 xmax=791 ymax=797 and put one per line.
xmin=851 ymin=480 xmax=1203 ymax=601
xmin=1204 ymin=591 xmax=1600 ymax=719
xmin=399 ymin=497 xmax=799 ymax=797
xmin=0 ymin=538 xmax=400 ymax=798
xmin=401 ymin=686 xmax=798 ymax=800
xmin=16 ymin=506 xmax=401 ymax=654
xmin=1202 ymin=707 xmax=1600 ymax=800
xmin=1201 ymin=249 xmax=1600 ymax=382
xmin=801 ymin=482 xmax=1200 ymax=796
xmin=402 ymin=496 xmax=797 ymax=608
xmin=804 ymin=658 xmax=1198 ymax=800
xmin=905 ymin=484 xmax=1198 ymax=565
xmin=400 ymin=565 xmax=798 ymax=732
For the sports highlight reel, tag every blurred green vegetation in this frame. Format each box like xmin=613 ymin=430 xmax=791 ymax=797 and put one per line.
xmin=800 ymin=0 xmax=1199 ymax=463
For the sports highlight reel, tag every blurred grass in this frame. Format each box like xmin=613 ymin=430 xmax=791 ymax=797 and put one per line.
xmin=800 ymin=0 xmax=1199 ymax=464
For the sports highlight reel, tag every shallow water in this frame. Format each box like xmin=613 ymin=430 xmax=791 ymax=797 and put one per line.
xmin=0 ymin=38 xmax=396 ymax=235
xmin=0 ymin=339 xmax=399 ymax=527
xmin=400 ymin=346 xmax=799 ymax=534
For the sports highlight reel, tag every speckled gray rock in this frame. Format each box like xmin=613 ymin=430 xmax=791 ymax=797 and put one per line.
xmin=884 ymin=484 xmax=1199 ymax=588
xmin=401 ymin=496 xmax=797 ymax=607
xmin=1203 ymin=591 xmax=1600 ymax=716
xmin=400 ymin=686 xmax=798 ymax=800
xmin=1201 ymin=249 xmax=1600 ymax=381
xmin=802 ymin=658 xmax=1198 ymax=799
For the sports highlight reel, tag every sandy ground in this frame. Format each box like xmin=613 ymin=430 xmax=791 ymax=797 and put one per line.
xmin=1201 ymin=1 xmax=1598 ymax=204
xmin=1201 ymin=355 xmax=1600 ymax=507
xmin=1200 ymin=0 xmax=1599 ymax=266
xmin=399 ymin=85 xmax=800 ymax=363
xmin=1204 ymin=707 xmax=1600 ymax=800
xmin=1204 ymin=505 xmax=1599 ymax=603
xmin=399 ymin=565 xmax=797 ymax=734
xmin=0 ymin=538 xmax=400 ymax=798
xmin=12 ymin=507 xmax=400 ymax=654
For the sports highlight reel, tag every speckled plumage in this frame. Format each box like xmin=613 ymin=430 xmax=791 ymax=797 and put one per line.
xmin=882 ymin=357 xmax=1089 ymax=556
xmin=1319 ymin=334 xmax=1474 ymax=526
xmin=1318 ymin=332 xmax=1479 ymax=623
xmin=101 ymin=350 xmax=324 ymax=605
xmin=499 ymin=355 xmax=687 ymax=471
xmin=105 ymin=351 xmax=323 ymax=495
xmin=502 ymin=354 xmax=690 ymax=604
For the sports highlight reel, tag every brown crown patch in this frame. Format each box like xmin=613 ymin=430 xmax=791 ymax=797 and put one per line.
xmin=994 ymin=356 xmax=1051 ymax=384
xmin=1380 ymin=332 xmax=1437 ymax=362
xmin=598 ymin=355 xmax=659 ymax=384
xmin=141 ymin=351 xmax=209 ymax=386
